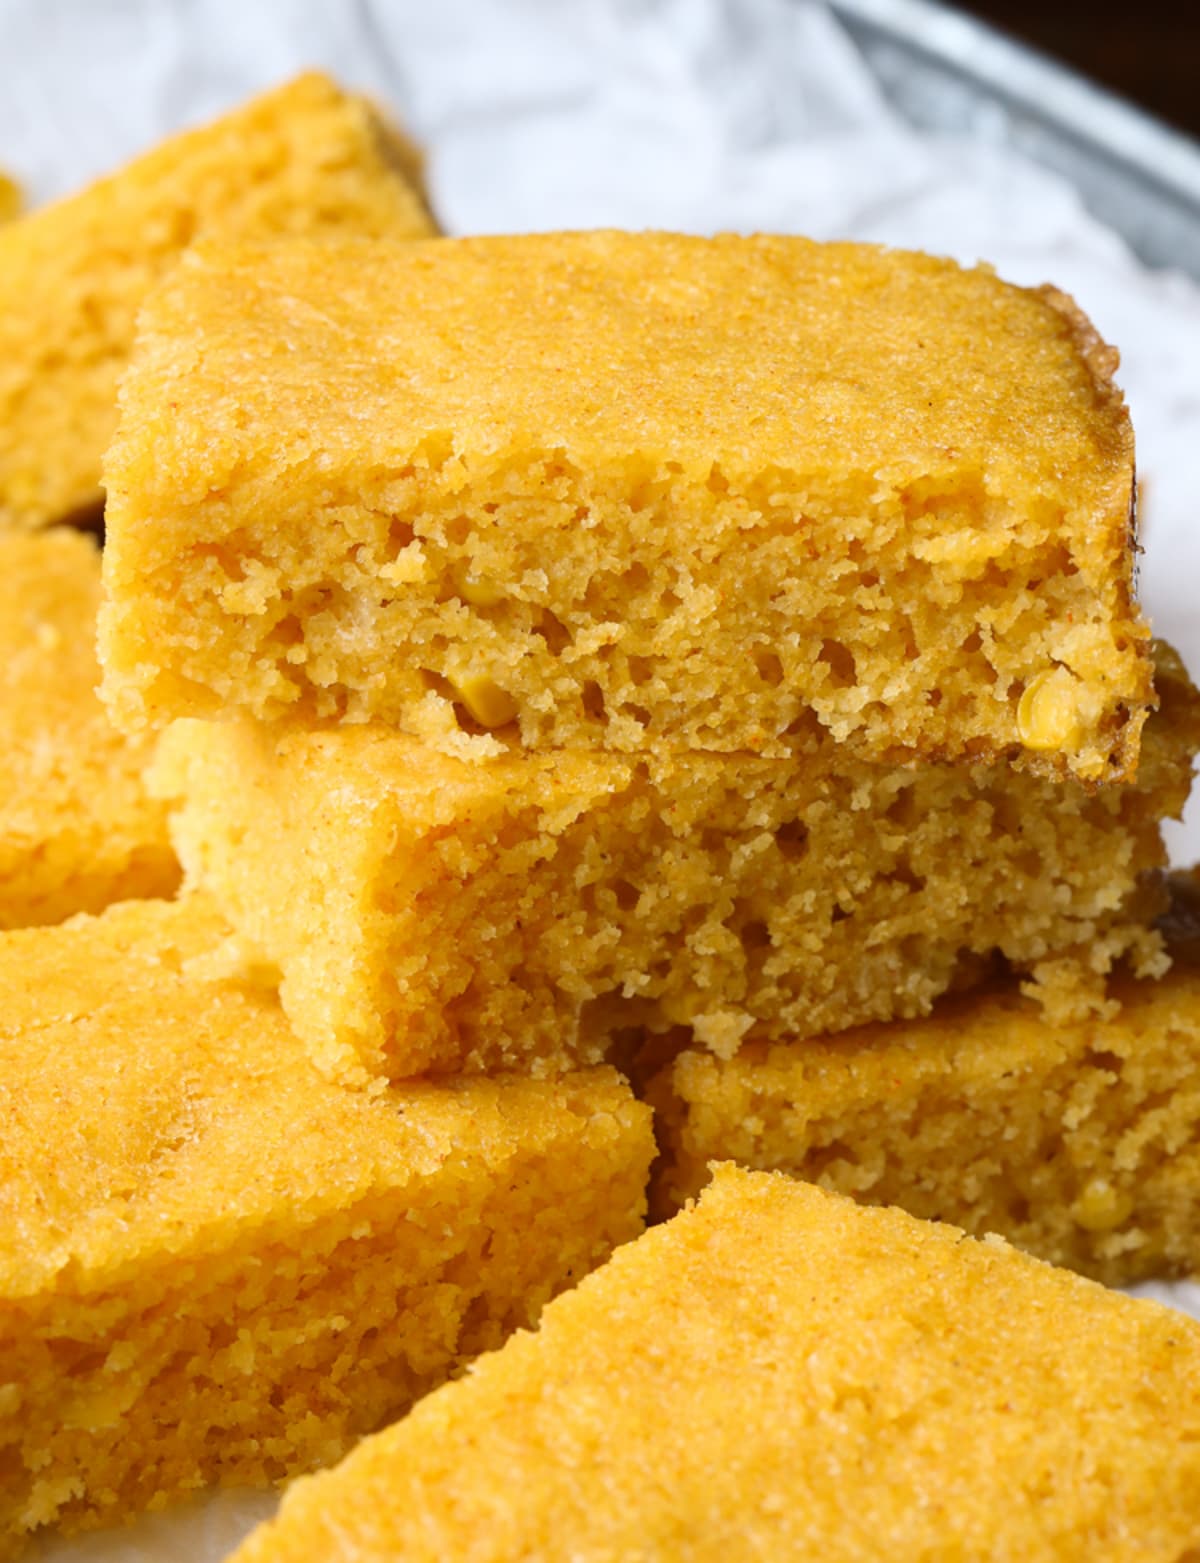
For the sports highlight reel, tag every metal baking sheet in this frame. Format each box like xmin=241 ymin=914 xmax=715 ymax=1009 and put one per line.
xmin=833 ymin=0 xmax=1200 ymax=278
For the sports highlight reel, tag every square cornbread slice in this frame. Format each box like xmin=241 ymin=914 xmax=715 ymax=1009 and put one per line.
xmin=231 ymin=1166 xmax=1200 ymax=1562
xmin=0 ymin=897 xmax=652 ymax=1557
xmin=0 ymin=72 xmax=434 ymax=533
xmin=101 ymin=231 xmax=1150 ymax=784
xmin=649 ymin=873 xmax=1200 ymax=1286
xmin=151 ymin=644 xmax=1198 ymax=1084
xmin=0 ymin=529 xmax=178 ymax=928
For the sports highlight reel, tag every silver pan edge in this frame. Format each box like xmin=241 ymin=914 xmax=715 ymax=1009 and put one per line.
xmin=832 ymin=0 xmax=1200 ymax=277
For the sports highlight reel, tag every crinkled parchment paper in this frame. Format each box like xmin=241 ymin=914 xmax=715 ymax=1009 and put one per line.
xmin=4 ymin=2 xmax=1198 ymax=1557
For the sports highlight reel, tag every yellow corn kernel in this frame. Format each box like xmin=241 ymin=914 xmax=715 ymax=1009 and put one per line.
xmin=451 ymin=673 xmax=518 ymax=728
xmin=457 ymin=574 xmax=506 ymax=608
xmin=0 ymin=172 xmax=21 ymax=223
xmin=1072 ymin=1177 xmax=1134 ymax=1233
xmin=1017 ymin=668 xmax=1084 ymax=751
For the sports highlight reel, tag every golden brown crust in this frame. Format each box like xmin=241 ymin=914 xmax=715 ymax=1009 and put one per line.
xmin=0 ymin=899 xmax=652 ymax=1550
xmin=0 ymin=530 xmax=178 ymax=927
xmin=1036 ymin=281 xmax=1153 ymax=788
xmin=1037 ymin=283 xmax=1124 ymax=392
xmin=102 ymin=233 xmax=1153 ymax=784
xmin=230 ymin=1168 xmax=1200 ymax=1561
xmin=0 ymin=73 xmax=433 ymax=533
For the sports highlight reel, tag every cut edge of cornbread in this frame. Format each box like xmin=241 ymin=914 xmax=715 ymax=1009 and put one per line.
xmin=0 ymin=897 xmax=653 ymax=1553
xmin=99 ymin=231 xmax=1149 ymax=784
xmin=646 ymin=870 xmax=1200 ymax=1287
xmin=0 ymin=529 xmax=179 ymax=930
xmin=149 ymin=640 xmax=1196 ymax=1085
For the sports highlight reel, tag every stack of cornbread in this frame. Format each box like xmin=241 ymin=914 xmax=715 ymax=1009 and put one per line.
xmin=4 ymin=72 xmax=1200 ymax=1561
xmin=106 ymin=231 xmax=1200 ymax=1274
xmin=0 ymin=79 xmax=654 ymax=1558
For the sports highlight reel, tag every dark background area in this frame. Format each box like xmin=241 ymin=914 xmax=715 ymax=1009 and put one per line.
xmin=959 ymin=0 xmax=1200 ymax=138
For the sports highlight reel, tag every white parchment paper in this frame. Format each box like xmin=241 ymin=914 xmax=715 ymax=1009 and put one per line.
xmin=3 ymin=1 xmax=1198 ymax=1556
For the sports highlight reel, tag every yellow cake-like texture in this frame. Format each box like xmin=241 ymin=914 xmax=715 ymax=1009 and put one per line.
xmin=232 ymin=1166 xmax=1200 ymax=1562
xmin=101 ymin=232 xmax=1150 ymax=783
xmin=0 ymin=73 xmax=434 ymax=533
xmin=0 ymin=530 xmax=178 ymax=928
xmin=649 ymin=874 xmax=1200 ymax=1286
xmin=0 ymin=897 xmax=652 ymax=1557
xmin=151 ymin=644 xmax=1198 ymax=1084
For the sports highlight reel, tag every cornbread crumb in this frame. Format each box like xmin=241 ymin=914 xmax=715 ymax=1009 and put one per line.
xmin=0 ymin=529 xmax=178 ymax=927
xmin=649 ymin=877 xmax=1200 ymax=1286
xmin=100 ymin=232 xmax=1151 ymax=783
xmin=231 ymin=1168 xmax=1200 ymax=1562
xmin=0 ymin=898 xmax=651 ymax=1555
xmin=0 ymin=73 xmax=434 ymax=532
xmin=152 ymin=644 xmax=1196 ymax=1082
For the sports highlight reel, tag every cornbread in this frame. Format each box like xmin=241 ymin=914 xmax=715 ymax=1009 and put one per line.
xmin=0 ymin=174 xmax=20 ymax=223
xmin=231 ymin=1167 xmax=1200 ymax=1563
xmin=152 ymin=645 xmax=1197 ymax=1083
xmin=0 ymin=73 xmax=434 ymax=533
xmin=650 ymin=874 xmax=1200 ymax=1286
xmin=100 ymin=231 xmax=1150 ymax=783
xmin=0 ymin=897 xmax=652 ymax=1556
xmin=0 ymin=530 xmax=178 ymax=928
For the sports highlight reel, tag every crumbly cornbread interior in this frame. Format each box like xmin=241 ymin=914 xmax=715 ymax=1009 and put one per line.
xmin=230 ymin=1168 xmax=1200 ymax=1563
xmin=0 ymin=529 xmax=178 ymax=928
xmin=0 ymin=72 xmax=434 ymax=533
xmin=0 ymin=897 xmax=651 ymax=1554
xmin=649 ymin=875 xmax=1200 ymax=1286
xmin=99 ymin=232 xmax=1150 ymax=783
xmin=152 ymin=643 xmax=1197 ymax=1084
xmin=3 ymin=113 xmax=1193 ymax=1561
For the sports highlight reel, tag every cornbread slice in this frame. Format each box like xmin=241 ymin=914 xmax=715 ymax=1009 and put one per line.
xmin=0 ymin=530 xmax=178 ymax=928
xmin=0 ymin=73 xmax=434 ymax=533
xmin=100 ymin=232 xmax=1150 ymax=783
xmin=650 ymin=874 xmax=1200 ymax=1286
xmin=0 ymin=897 xmax=652 ymax=1557
xmin=151 ymin=645 xmax=1198 ymax=1084
xmin=232 ymin=1167 xmax=1200 ymax=1563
